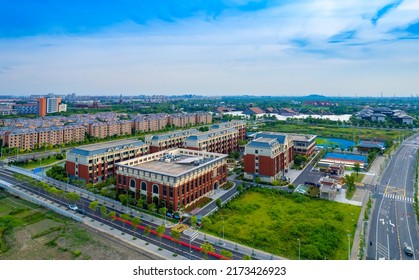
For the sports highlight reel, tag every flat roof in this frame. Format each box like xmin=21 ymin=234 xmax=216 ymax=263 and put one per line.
xmin=79 ymin=139 xmax=143 ymax=151
xmin=69 ymin=139 xmax=146 ymax=156
xmin=133 ymin=155 xmax=212 ymax=176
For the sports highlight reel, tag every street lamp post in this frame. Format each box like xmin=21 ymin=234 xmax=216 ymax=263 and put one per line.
xmin=347 ymin=234 xmax=351 ymax=260
xmin=297 ymin=238 xmax=301 ymax=260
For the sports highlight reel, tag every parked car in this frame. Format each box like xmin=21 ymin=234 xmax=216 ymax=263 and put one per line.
xmin=68 ymin=204 xmax=78 ymax=211
xmin=76 ymin=208 xmax=85 ymax=215
xmin=404 ymin=242 xmax=413 ymax=256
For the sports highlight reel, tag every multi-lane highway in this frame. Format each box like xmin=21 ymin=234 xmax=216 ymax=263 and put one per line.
xmin=367 ymin=134 xmax=419 ymax=260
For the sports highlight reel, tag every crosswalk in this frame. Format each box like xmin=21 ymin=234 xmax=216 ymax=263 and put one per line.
xmin=379 ymin=192 xmax=414 ymax=203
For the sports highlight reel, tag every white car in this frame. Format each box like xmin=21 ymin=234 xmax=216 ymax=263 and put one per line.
xmin=68 ymin=204 xmax=78 ymax=211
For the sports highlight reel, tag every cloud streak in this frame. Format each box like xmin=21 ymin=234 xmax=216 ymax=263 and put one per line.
xmin=0 ymin=0 xmax=418 ymax=96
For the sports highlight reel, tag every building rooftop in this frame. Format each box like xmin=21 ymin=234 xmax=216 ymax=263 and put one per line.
xmin=120 ymin=149 xmax=227 ymax=177
xmin=69 ymin=139 xmax=146 ymax=156
xmin=133 ymin=155 xmax=211 ymax=176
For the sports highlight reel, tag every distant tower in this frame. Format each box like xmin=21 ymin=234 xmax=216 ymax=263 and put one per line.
xmin=381 ymin=92 xmax=383 ymax=98
xmin=119 ymin=94 xmax=123 ymax=104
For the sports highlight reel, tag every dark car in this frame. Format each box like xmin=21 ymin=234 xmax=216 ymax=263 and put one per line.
xmin=76 ymin=208 xmax=86 ymax=215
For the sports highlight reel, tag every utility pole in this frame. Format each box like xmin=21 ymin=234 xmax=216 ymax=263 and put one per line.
xmin=298 ymin=238 xmax=301 ymax=260
xmin=347 ymin=234 xmax=351 ymax=260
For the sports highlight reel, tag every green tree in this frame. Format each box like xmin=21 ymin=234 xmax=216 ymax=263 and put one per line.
xmin=200 ymin=216 xmax=211 ymax=228
xmin=156 ymin=224 xmax=165 ymax=249
xmin=88 ymin=201 xmax=99 ymax=217
xmin=171 ymin=229 xmax=181 ymax=250
xmin=159 ymin=207 xmax=168 ymax=224
xmin=148 ymin=203 xmax=156 ymax=213
xmin=65 ymin=192 xmax=80 ymax=204
xmin=216 ymin=198 xmax=222 ymax=209
xmin=131 ymin=217 xmax=141 ymax=239
xmin=144 ymin=225 xmax=152 ymax=244
xmin=220 ymin=249 xmax=233 ymax=259
xmin=100 ymin=205 xmax=107 ymax=222
xmin=120 ymin=213 xmax=131 ymax=234
xmin=243 ymin=254 xmax=252 ymax=260
xmin=200 ymin=242 xmax=214 ymax=259
xmin=190 ymin=215 xmax=198 ymax=228
xmin=108 ymin=211 xmax=116 ymax=223
xmin=353 ymin=163 xmax=361 ymax=177
xmin=255 ymin=176 xmax=262 ymax=184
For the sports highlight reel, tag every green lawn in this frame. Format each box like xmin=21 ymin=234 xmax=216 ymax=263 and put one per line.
xmin=353 ymin=173 xmax=366 ymax=183
xmin=203 ymin=187 xmax=361 ymax=260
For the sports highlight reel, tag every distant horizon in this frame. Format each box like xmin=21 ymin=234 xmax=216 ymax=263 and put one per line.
xmin=1 ymin=93 xmax=419 ymax=98
xmin=1 ymin=1 xmax=419 ymax=95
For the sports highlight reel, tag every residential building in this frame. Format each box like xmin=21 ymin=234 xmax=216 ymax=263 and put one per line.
xmin=185 ymin=127 xmax=238 ymax=154
xmin=145 ymin=129 xmax=198 ymax=153
xmin=115 ymin=148 xmax=228 ymax=211
xmin=13 ymin=103 xmax=38 ymax=115
xmin=287 ymin=133 xmax=317 ymax=157
xmin=37 ymin=98 xmax=47 ymax=117
xmin=319 ymin=177 xmax=340 ymax=200
xmin=66 ymin=139 xmax=149 ymax=184
xmin=244 ymin=132 xmax=294 ymax=183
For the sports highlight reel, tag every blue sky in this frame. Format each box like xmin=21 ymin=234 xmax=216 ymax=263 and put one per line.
xmin=0 ymin=0 xmax=419 ymax=96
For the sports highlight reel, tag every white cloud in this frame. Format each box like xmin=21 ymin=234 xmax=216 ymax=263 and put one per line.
xmin=0 ymin=0 xmax=418 ymax=95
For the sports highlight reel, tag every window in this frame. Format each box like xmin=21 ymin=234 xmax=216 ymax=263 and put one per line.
xmin=255 ymin=150 xmax=258 ymax=154
xmin=152 ymin=184 xmax=159 ymax=194
xmin=130 ymin=178 xmax=136 ymax=189
xmin=163 ymin=186 xmax=167 ymax=196
xmin=141 ymin=181 xmax=147 ymax=191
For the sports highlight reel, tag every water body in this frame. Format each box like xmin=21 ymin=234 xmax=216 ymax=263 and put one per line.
xmin=224 ymin=111 xmax=352 ymax=122
xmin=316 ymin=137 xmax=356 ymax=149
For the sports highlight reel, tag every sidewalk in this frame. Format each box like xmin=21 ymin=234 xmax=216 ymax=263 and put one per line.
xmin=182 ymin=226 xmax=284 ymax=260
xmin=83 ymin=217 xmax=188 ymax=260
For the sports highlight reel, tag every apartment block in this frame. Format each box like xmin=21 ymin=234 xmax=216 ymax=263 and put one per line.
xmin=66 ymin=139 xmax=149 ymax=184
xmin=145 ymin=129 xmax=199 ymax=153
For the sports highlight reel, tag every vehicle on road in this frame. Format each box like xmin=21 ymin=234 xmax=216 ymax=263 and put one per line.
xmin=68 ymin=204 xmax=78 ymax=211
xmin=404 ymin=242 xmax=413 ymax=256
xmin=76 ymin=208 xmax=85 ymax=215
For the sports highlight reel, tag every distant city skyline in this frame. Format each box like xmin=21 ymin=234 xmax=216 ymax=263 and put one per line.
xmin=1 ymin=1 xmax=419 ymax=96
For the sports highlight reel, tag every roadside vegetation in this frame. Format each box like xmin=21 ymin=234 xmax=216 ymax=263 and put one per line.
xmin=202 ymin=187 xmax=361 ymax=260
xmin=10 ymin=152 xmax=66 ymax=170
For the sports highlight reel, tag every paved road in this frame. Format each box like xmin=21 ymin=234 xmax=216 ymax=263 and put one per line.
xmin=367 ymin=134 xmax=419 ymax=260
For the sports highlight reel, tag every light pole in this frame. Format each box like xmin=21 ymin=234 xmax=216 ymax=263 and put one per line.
xmin=347 ymin=234 xmax=351 ymax=260
xmin=297 ymin=238 xmax=301 ymax=260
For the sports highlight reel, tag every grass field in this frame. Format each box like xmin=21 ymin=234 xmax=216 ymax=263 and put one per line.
xmin=203 ymin=187 xmax=361 ymax=260
xmin=0 ymin=191 xmax=155 ymax=260
xmin=260 ymin=122 xmax=410 ymax=142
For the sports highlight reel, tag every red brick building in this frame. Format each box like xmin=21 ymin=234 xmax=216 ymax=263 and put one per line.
xmin=115 ymin=148 xmax=227 ymax=211
xmin=244 ymin=132 xmax=294 ymax=183
xmin=66 ymin=139 xmax=149 ymax=184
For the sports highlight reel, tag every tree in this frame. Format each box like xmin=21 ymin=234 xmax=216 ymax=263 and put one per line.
xmin=144 ymin=225 xmax=152 ymax=244
xmin=243 ymin=254 xmax=252 ymax=260
xmin=200 ymin=217 xmax=211 ymax=228
xmin=131 ymin=217 xmax=141 ymax=239
xmin=190 ymin=215 xmax=198 ymax=228
xmin=159 ymin=207 xmax=168 ymax=224
xmin=65 ymin=192 xmax=80 ymax=205
xmin=344 ymin=174 xmax=356 ymax=194
xmin=148 ymin=203 xmax=156 ymax=213
xmin=156 ymin=224 xmax=165 ymax=249
xmin=100 ymin=205 xmax=107 ymax=222
xmin=120 ymin=213 xmax=131 ymax=234
xmin=200 ymin=242 xmax=214 ymax=259
xmin=88 ymin=201 xmax=99 ymax=218
xmin=353 ymin=163 xmax=361 ymax=177
xmin=216 ymin=198 xmax=222 ymax=209
xmin=108 ymin=211 xmax=117 ymax=223
xmin=255 ymin=176 xmax=261 ymax=184
xmin=220 ymin=249 xmax=233 ymax=259
xmin=171 ymin=229 xmax=181 ymax=250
